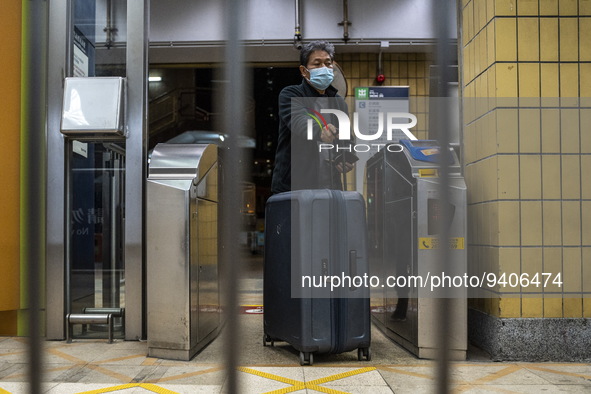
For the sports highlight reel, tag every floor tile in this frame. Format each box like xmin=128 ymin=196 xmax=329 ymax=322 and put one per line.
xmin=524 ymin=366 xmax=591 ymax=386
xmin=43 ymin=382 xmax=127 ymax=394
xmin=303 ymin=367 xmax=386 ymax=386
xmin=321 ymin=383 xmax=394 ymax=394
xmin=142 ymin=365 xmax=226 ymax=385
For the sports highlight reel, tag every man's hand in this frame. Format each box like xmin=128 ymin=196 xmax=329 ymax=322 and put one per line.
xmin=320 ymin=124 xmax=338 ymax=143
xmin=336 ymin=162 xmax=354 ymax=173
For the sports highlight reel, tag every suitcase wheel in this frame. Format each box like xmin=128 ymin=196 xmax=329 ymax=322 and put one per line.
xmin=358 ymin=347 xmax=371 ymax=361
xmin=299 ymin=351 xmax=313 ymax=366
xmin=263 ymin=334 xmax=274 ymax=347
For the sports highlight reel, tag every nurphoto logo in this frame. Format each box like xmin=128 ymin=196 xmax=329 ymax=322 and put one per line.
xmin=305 ymin=108 xmax=418 ymax=153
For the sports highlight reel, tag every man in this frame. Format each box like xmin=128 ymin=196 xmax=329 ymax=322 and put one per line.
xmin=271 ymin=40 xmax=353 ymax=194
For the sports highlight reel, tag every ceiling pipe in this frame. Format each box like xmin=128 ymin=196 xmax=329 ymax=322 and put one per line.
xmin=338 ymin=0 xmax=351 ymax=43
xmin=294 ymin=0 xmax=303 ymax=50
xmin=103 ymin=0 xmax=118 ymax=49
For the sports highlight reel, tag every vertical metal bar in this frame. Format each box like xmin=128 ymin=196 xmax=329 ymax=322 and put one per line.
xmin=125 ymin=0 xmax=150 ymax=340
xmin=24 ymin=1 xmax=48 ymax=393
xmin=46 ymin=0 xmax=71 ymax=341
xmin=432 ymin=0 xmax=455 ymax=393
xmin=222 ymin=0 xmax=246 ymax=392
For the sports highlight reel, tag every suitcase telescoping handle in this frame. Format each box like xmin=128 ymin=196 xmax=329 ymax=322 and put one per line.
xmin=349 ymin=250 xmax=357 ymax=280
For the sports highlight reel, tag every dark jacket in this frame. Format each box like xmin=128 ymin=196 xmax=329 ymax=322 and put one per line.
xmin=271 ymin=79 xmax=348 ymax=193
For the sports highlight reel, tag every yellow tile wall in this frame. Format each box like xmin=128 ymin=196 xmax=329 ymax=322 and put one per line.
xmin=0 ymin=0 xmax=22 ymax=336
xmin=461 ymin=2 xmax=591 ymax=318
xmin=338 ymin=52 xmax=434 ymax=139
xmin=540 ymin=0 xmax=558 ymax=15
xmin=336 ymin=52 xmax=435 ymax=188
xmin=540 ymin=18 xmax=559 ymax=61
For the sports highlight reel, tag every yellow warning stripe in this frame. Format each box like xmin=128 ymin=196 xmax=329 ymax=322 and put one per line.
xmin=308 ymin=367 xmax=376 ymax=385
xmin=77 ymin=383 xmax=181 ymax=394
xmin=238 ymin=367 xmax=303 ymax=386
xmin=305 ymin=385 xmax=350 ymax=394
xmin=77 ymin=383 xmax=140 ymax=394
xmin=0 ymin=386 xmax=13 ymax=394
xmin=140 ymin=383 xmax=182 ymax=394
xmin=239 ymin=366 xmax=376 ymax=394
xmin=262 ymin=385 xmax=306 ymax=394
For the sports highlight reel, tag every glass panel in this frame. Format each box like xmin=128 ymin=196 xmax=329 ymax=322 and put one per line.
xmin=67 ymin=0 xmax=128 ymax=339
xmin=73 ymin=0 xmax=127 ymax=78
xmin=69 ymin=141 xmax=126 ymax=338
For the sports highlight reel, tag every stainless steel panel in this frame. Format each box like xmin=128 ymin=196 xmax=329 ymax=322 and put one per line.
xmin=196 ymin=198 xmax=219 ymax=341
xmin=46 ymin=0 xmax=71 ymax=340
xmin=416 ymin=176 xmax=467 ymax=359
xmin=147 ymin=181 xmax=192 ymax=350
xmin=147 ymin=144 xmax=219 ymax=360
xmin=125 ymin=0 xmax=149 ymax=340
xmin=367 ymin=143 xmax=467 ymax=360
xmin=148 ymin=144 xmax=217 ymax=182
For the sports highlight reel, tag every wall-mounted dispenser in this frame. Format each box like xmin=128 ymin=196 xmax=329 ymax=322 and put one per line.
xmin=61 ymin=77 xmax=125 ymax=137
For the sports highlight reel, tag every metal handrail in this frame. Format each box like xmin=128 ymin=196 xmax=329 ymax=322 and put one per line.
xmin=149 ymin=87 xmax=218 ymax=136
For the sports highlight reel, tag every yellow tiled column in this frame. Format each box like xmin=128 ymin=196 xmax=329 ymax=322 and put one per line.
xmin=0 ymin=0 xmax=22 ymax=336
xmin=462 ymin=0 xmax=590 ymax=326
xmin=336 ymin=52 xmax=435 ymax=189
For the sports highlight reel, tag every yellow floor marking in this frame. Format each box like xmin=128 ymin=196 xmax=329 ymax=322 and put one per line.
xmin=0 ymin=350 xmax=26 ymax=357
xmin=262 ymin=385 xmax=306 ymax=394
xmin=241 ymin=366 xmax=376 ymax=394
xmin=238 ymin=367 xmax=303 ymax=386
xmin=76 ymin=383 xmax=179 ymax=394
xmin=307 ymin=367 xmax=376 ymax=385
xmin=2 ymin=364 xmax=74 ymax=380
xmin=303 ymin=386 xmax=349 ymax=394
xmin=452 ymin=365 xmax=524 ymax=394
xmin=95 ymin=354 xmax=147 ymax=365
xmin=76 ymin=383 xmax=140 ymax=394
xmin=138 ymin=383 xmax=181 ymax=394
xmin=0 ymin=386 xmax=12 ymax=394
xmin=527 ymin=365 xmax=591 ymax=380
xmin=141 ymin=357 xmax=158 ymax=366
xmin=470 ymin=364 xmax=523 ymax=384
xmin=456 ymin=386 xmax=518 ymax=394
xmin=377 ymin=365 xmax=434 ymax=380
xmin=145 ymin=366 xmax=224 ymax=383
xmin=47 ymin=348 xmax=87 ymax=364
xmin=84 ymin=364 xmax=135 ymax=383
xmin=46 ymin=348 xmax=135 ymax=383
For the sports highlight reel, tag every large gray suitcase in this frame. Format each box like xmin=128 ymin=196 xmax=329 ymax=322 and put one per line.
xmin=263 ymin=189 xmax=371 ymax=365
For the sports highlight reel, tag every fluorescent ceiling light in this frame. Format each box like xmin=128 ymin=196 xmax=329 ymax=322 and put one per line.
xmin=148 ymin=76 xmax=162 ymax=82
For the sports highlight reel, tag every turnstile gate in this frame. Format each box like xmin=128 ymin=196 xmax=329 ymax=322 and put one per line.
xmin=146 ymin=144 xmax=220 ymax=360
xmin=366 ymin=140 xmax=467 ymax=360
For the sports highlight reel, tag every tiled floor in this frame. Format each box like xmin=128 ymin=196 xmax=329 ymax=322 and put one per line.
xmin=2 ymin=318 xmax=591 ymax=394
xmin=3 ymin=258 xmax=591 ymax=393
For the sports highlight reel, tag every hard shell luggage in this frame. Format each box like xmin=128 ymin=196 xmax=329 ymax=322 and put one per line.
xmin=263 ymin=189 xmax=371 ymax=365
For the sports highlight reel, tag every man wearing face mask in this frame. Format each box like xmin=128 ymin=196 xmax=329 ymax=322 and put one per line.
xmin=271 ymin=40 xmax=354 ymax=194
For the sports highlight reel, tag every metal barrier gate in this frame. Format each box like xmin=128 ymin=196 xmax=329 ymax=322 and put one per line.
xmin=146 ymin=143 xmax=220 ymax=360
xmin=366 ymin=140 xmax=467 ymax=360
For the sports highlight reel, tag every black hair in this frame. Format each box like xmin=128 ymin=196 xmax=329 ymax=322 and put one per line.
xmin=299 ymin=40 xmax=335 ymax=66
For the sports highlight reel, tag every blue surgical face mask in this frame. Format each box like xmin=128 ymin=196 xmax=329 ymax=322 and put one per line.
xmin=305 ymin=67 xmax=334 ymax=91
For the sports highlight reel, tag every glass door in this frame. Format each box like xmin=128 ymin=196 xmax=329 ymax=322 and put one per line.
xmin=66 ymin=0 xmax=128 ymax=339
xmin=68 ymin=142 xmax=126 ymax=338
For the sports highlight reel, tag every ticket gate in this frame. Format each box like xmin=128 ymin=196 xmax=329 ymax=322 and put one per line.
xmin=146 ymin=144 xmax=220 ymax=360
xmin=366 ymin=140 xmax=467 ymax=360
